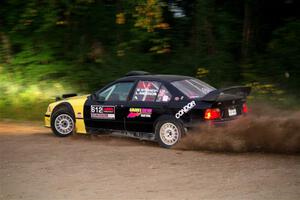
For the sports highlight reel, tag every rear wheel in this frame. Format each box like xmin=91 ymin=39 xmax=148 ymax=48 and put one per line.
xmin=51 ymin=108 xmax=75 ymax=137
xmin=155 ymin=119 xmax=183 ymax=148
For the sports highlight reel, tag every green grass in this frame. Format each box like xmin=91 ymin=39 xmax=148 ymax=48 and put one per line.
xmin=0 ymin=100 xmax=52 ymax=121
xmin=0 ymin=74 xmax=76 ymax=121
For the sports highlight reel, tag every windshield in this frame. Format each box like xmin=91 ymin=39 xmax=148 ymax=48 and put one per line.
xmin=171 ymin=79 xmax=215 ymax=99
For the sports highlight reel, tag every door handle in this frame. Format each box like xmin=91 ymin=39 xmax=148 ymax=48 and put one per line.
xmin=115 ymin=105 xmax=124 ymax=107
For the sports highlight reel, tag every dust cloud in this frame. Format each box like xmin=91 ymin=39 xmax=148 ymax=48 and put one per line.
xmin=175 ymin=104 xmax=300 ymax=154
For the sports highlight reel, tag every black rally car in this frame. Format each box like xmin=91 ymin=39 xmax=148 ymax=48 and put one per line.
xmin=45 ymin=71 xmax=251 ymax=148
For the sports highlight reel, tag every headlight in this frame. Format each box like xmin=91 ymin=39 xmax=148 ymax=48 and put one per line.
xmin=47 ymin=106 xmax=51 ymax=113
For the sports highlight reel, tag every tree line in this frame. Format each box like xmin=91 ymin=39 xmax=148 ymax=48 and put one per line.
xmin=0 ymin=0 xmax=299 ymax=92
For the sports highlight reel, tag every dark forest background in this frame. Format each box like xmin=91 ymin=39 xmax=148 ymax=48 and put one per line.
xmin=0 ymin=0 xmax=299 ymax=120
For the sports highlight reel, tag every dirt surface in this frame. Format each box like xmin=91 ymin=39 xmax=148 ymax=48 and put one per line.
xmin=176 ymin=111 xmax=300 ymax=153
xmin=1 ymin=122 xmax=300 ymax=200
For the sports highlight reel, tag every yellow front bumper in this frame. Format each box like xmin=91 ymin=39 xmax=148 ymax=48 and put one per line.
xmin=44 ymin=115 xmax=51 ymax=127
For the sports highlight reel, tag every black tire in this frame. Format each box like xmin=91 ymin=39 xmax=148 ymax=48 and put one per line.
xmin=51 ymin=107 xmax=75 ymax=137
xmin=155 ymin=118 xmax=184 ymax=148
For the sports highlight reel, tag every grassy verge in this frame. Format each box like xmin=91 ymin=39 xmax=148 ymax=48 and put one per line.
xmin=0 ymin=100 xmax=51 ymax=121
xmin=0 ymin=74 xmax=76 ymax=121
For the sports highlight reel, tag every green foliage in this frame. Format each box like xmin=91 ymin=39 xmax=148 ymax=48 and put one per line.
xmin=264 ymin=20 xmax=300 ymax=91
xmin=0 ymin=0 xmax=299 ymax=120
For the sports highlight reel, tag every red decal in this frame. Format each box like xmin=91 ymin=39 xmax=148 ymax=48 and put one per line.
xmin=127 ymin=112 xmax=141 ymax=118
xmin=103 ymin=107 xmax=115 ymax=113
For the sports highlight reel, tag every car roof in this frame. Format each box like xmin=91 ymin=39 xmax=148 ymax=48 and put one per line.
xmin=117 ymin=74 xmax=193 ymax=83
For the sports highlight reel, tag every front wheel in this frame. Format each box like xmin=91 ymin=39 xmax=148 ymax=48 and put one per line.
xmin=155 ymin=119 xmax=183 ymax=148
xmin=51 ymin=108 xmax=75 ymax=137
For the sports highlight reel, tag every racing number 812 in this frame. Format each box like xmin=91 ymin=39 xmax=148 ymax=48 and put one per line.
xmin=91 ymin=105 xmax=103 ymax=113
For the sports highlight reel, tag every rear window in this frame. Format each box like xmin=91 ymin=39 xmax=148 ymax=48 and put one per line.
xmin=171 ymin=79 xmax=215 ymax=99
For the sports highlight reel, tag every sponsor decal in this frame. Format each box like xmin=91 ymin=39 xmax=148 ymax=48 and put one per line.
xmin=127 ymin=108 xmax=152 ymax=118
xmin=175 ymin=100 xmax=196 ymax=119
xmin=136 ymin=88 xmax=158 ymax=96
xmin=91 ymin=105 xmax=115 ymax=119
xmin=77 ymin=112 xmax=83 ymax=118
xmin=103 ymin=107 xmax=114 ymax=113
xmin=132 ymin=81 xmax=160 ymax=101
xmin=162 ymin=95 xmax=169 ymax=102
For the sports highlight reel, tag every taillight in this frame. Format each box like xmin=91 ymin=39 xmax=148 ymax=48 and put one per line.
xmin=242 ymin=103 xmax=248 ymax=113
xmin=204 ymin=108 xmax=221 ymax=120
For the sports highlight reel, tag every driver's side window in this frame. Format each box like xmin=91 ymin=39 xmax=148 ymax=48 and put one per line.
xmin=98 ymin=82 xmax=134 ymax=101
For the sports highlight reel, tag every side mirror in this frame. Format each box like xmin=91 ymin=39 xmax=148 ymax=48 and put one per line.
xmin=90 ymin=93 xmax=97 ymax=100
xmin=90 ymin=93 xmax=105 ymax=101
xmin=55 ymin=96 xmax=61 ymax=101
xmin=97 ymin=96 xmax=105 ymax=102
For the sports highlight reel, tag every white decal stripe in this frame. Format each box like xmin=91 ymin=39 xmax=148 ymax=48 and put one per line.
xmin=175 ymin=101 xmax=196 ymax=119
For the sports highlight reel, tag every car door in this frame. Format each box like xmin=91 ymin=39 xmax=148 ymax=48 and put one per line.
xmin=125 ymin=81 xmax=173 ymax=133
xmin=84 ymin=81 xmax=135 ymax=132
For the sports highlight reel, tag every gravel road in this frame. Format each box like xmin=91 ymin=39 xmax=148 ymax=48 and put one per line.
xmin=0 ymin=122 xmax=299 ymax=200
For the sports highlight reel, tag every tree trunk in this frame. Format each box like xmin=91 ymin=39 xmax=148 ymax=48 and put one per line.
xmin=0 ymin=32 xmax=12 ymax=64
xmin=192 ymin=0 xmax=217 ymax=56
xmin=241 ymin=0 xmax=259 ymax=61
xmin=203 ymin=18 xmax=216 ymax=55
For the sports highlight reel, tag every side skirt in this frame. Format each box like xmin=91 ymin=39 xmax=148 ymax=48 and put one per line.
xmin=87 ymin=127 xmax=156 ymax=141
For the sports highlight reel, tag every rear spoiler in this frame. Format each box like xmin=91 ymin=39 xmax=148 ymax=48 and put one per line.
xmin=55 ymin=93 xmax=77 ymax=101
xmin=201 ymin=86 xmax=251 ymax=102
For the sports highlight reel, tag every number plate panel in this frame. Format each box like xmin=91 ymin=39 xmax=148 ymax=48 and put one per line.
xmin=228 ymin=108 xmax=237 ymax=116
